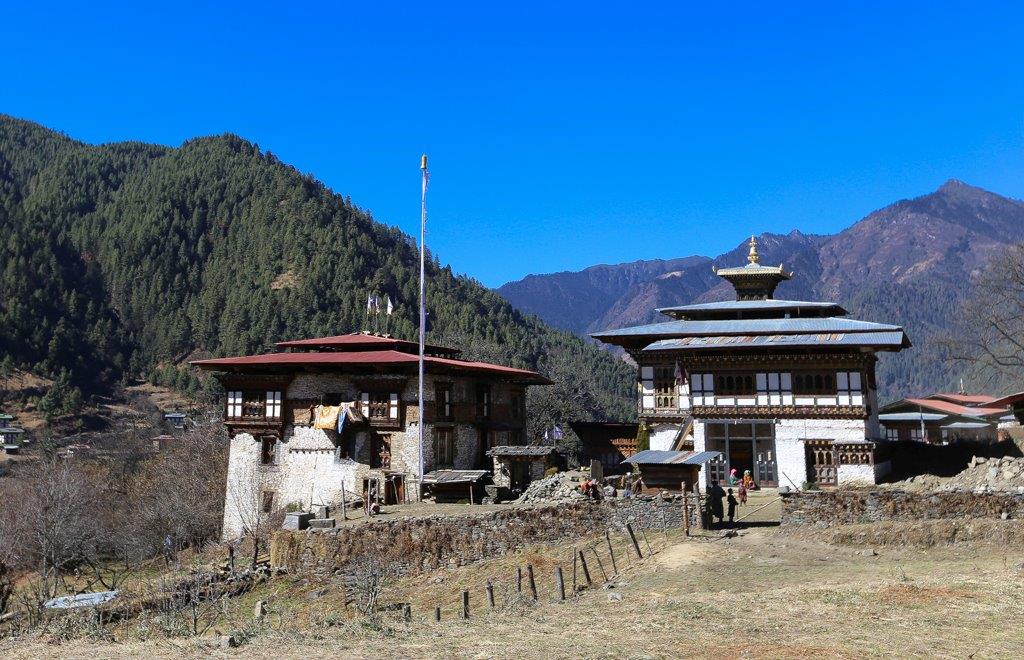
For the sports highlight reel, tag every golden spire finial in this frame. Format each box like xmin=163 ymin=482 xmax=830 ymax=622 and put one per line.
xmin=421 ymin=154 xmax=428 ymax=170
xmin=747 ymin=235 xmax=760 ymax=265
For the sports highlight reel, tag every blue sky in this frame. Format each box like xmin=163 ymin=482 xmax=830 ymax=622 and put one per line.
xmin=4 ymin=2 xmax=1024 ymax=287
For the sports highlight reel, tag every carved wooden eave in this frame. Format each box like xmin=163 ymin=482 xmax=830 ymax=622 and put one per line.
xmin=225 ymin=421 xmax=285 ymax=437
xmin=690 ymin=405 xmax=868 ymax=420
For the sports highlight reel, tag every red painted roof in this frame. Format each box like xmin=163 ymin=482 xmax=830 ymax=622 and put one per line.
xmin=903 ymin=398 xmax=1007 ymax=418
xmin=926 ymin=393 xmax=997 ymax=406
xmin=191 ymin=349 xmax=550 ymax=384
xmin=275 ymin=333 xmax=458 ymax=355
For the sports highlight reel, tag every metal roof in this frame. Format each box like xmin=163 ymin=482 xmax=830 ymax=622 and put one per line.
xmin=622 ymin=450 xmax=722 ymax=465
xmin=644 ymin=330 xmax=909 ymax=352
xmin=0 ymin=427 xmax=25 ymax=434
xmin=192 ymin=350 xmax=551 ymax=384
xmin=941 ymin=422 xmax=993 ymax=429
xmin=276 ymin=333 xmax=460 ymax=355
xmin=658 ymin=299 xmax=848 ymax=316
xmin=421 ymin=469 xmax=488 ymax=484
xmin=593 ymin=316 xmax=904 ymax=339
xmin=487 ymin=445 xmax=560 ymax=457
xmin=878 ymin=412 xmax=948 ymax=422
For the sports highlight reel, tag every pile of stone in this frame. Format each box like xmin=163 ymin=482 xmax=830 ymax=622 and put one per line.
xmin=940 ymin=456 xmax=1024 ymax=494
xmin=513 ymin=473 xmax=588 ymax=505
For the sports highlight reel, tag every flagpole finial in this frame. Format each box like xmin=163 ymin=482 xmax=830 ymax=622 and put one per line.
xmin=421 ymin=154 xmax=428 ymax=170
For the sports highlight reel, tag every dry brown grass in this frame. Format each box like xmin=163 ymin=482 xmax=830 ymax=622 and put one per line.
xmin=3 ymin=524 xmax=1023 ymax=659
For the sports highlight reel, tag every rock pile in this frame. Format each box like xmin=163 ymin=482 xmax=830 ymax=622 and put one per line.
xmin=940 ymin=456 xmax=1024 ymax=494
xmin=513 ymin=473 xmax=588 ymax=505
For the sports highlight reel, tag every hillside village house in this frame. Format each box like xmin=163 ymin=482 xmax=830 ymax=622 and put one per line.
xmin=593 ymin=237 xmax=911 ymax=490
xmin=193 ymin=333 xmax=549 ymax=539
xmin=878 ymin=393 xmax=1011 ymax=444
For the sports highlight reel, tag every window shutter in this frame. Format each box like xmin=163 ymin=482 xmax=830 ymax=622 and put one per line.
xmin=756 ymin=373 xmax=768 ymax=405
xmin=780 ymin=373 xmax=793 ymax=405
xmin=678 ymin=373 xmax=690 ymax=410
xmin=640 ymin=366 xmax=655 ymax=410
xmin=360 ymin=392 xmax=370 ymax=417
xmin=389 ymin=393 xmax=399 ymax=419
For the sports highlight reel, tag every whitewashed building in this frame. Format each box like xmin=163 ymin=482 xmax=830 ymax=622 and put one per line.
xmin=193 ymin=333 xmax=548 ymax=539
xmin=593 ymin=237 xmax=910 ymax=490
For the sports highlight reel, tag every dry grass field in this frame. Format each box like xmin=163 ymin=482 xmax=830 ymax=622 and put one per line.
xmin=3 ymin=514 xmax=1023 ymax=659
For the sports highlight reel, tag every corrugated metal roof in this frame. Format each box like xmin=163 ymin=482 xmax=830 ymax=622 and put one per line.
xmin=276 ymin=333 xmax=459 ymax=355
xmin=878 ymin=412 xmax=948 ymax=422
xmin=622 ymin=450 xmax=721 ymax=465
xmin=941 ymin=422 xmax=992 ymax=429
xmin=593 ymin=316 xmax=904 ymax=339
xmin=644 ymin=330 xmax=908 ymax=351
xmin=421 ymin=469 xmax=488 ymax=484
xmin=487 ymin=445 xmax=559 ymax=457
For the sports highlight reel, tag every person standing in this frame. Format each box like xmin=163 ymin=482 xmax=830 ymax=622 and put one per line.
xmin=707 ymin=479 xmax=726 ymax=525
xmin=727 ymin=489 xmax=738 ymax=526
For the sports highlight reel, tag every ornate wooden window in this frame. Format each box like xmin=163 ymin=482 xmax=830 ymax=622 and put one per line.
xmin=792 ymin=371 xmax=836 ymax=396
xmin=227 ymin=390 xmax=282 ymax=421
xmin=654 ymin=366 xmax=678 ymax=409
xmin=361 ymin=392 xmax=399 ymax=422
xmin=714 ymin=373 xmax=756 ymax=396
xmin=435 ymin=383 xmax=453 ymax=421
xmin=476 ymin=384 xmax=491 ymax=420
xmin=434 ymin=427 xmax=455 ymax=468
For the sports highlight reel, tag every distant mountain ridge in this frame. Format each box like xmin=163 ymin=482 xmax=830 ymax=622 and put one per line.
xmin=497 ymin=181 xmax=1024 ymax=399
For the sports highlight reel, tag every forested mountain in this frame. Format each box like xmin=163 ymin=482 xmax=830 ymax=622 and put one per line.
xmin=0 ymin=115 xmax=635 ymax=428
xmin=498 ymin=181 xmax=1024 ymax=400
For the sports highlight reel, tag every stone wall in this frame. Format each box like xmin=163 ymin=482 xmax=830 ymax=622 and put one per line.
xmin=780 ymin=489 xmax=1024 ymax=528
xmin=270 ymin=498 xmax=686 ymax=577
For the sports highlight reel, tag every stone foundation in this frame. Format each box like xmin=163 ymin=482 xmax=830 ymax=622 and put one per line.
xmin=270 ymin=498 xmax=687 ymax=577
xmin=781 ymin=489 xmax=1024 ymax=528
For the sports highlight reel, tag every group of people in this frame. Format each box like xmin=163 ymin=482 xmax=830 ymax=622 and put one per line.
xmin=705 ymin=468 xmax=757 ymax=526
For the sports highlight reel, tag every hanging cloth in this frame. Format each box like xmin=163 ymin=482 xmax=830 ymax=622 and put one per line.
xmin=313 ymin=405 xmax=341 ymax=430
xmin=337 ymin=404 xmax=350 ymax=434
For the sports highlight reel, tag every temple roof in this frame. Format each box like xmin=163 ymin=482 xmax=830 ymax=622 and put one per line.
xmin=657 ymin=299 xmax=848 ymax=321
xmin=712 ymin=236 xmax=793 ymax=300
xmin=191 ymin=347 xmax=551 ymax=384
xmin=276 ymin=332 xmax=459 ymax=356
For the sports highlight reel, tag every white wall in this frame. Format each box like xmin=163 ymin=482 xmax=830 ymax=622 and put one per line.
xmin=775 ymin=418 xmax=867 ymax=490
xmin=837 ymin=462 xmax=875 ymax=485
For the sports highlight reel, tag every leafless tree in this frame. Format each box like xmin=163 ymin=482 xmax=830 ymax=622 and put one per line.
xmin=944 ymin=243 xmax=1024 ymax=386
xmin=0 ymin=457 xmax=101 ymax=600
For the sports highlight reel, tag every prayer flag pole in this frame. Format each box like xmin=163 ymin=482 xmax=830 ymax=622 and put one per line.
xmin=418 ymin=154 xmax=429 ymax=499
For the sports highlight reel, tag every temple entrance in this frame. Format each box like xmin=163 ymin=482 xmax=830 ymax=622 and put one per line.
xmin=704 ymin=421 xmax=774 ymax=482
xmin=705 ymin=422 xmax=777 ymax=486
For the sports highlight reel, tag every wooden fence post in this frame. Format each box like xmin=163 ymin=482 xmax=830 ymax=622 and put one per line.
xmin=641 ymin=527 xmax=653 ymax=555
xmin=555 ymin=567 xmax=566 ymax=601
xmin=577 ymin=550 xmax=592 ymax=586
xmin=682 ymin=485 xmax=690 ymax=536
xmin=590 ymin=547 xmax=609 ymax=582
xmin=462 ymin=590 xmax=470 ymax=619
xmin=626 ymin=523 xmax=643 ymax=559
xmin=434 ymin=606 xmax=441 ymax=622
xmin=516 ymin=567 xmax=522 ymax=594
xmin=572 ymin=547 xmax=578 ymax=592
xmin=486 ymin=580 xmax=495 ymax=609
xmin=605 ymin=531 xmax=618 ymax=575
xmin=527 ymin=564 xmax=538 ymax=601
